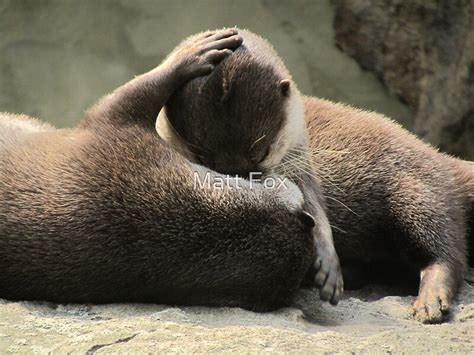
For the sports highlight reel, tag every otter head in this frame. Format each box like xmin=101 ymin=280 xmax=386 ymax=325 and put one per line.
xmin=157 ymin=29 xmax=306 ymax=178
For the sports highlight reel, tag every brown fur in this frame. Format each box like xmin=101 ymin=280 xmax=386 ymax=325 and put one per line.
xmin=161 ymin=28 xmax=473 ymax=323
xmin=161 ymin=29 xmax=343 ymax=305
xmin=0 ymin=30 xmax=315 ymax=310
xmin=164 ymin=31 xmax=292 ymax=175
xmin=304 ymin=97 xmax=474 ymax=323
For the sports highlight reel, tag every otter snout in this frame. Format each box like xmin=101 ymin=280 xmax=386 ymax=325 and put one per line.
xmin=213 ymin=156 xmax=261 ymax=179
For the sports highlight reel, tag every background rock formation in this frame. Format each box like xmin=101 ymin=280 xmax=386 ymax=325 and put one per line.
xmin=333 ymin=0 xmax=474 ymax=159
xmin=1 ymin=1 xmax=471 ymax=156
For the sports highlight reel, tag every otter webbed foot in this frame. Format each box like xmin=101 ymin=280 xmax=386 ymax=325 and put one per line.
xmin=413 ymin=263 xmax=455 ymax=324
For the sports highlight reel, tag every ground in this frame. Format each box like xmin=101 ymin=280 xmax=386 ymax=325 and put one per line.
xmin=1 ymin=269 xmax=472 ymax=353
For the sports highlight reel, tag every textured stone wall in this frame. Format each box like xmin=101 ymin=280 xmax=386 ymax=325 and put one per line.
xmin=0 ymin=0 xmax=410 ymax=128
xmin=333 ymin=0 xmax=474 ymax=159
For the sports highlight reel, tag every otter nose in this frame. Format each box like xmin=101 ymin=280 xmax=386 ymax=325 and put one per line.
xmin=227 ymin=170 xmax=250 ymax=179
xmin=214 ymin=156 xmax=251 ymax=178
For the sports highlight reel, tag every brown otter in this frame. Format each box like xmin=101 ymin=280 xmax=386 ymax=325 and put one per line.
xmin=0 ymin=29 xmax=316 ymax=310
xmin=157 ymin=29 xmax=473 ymax=323
xmin=158 ymin=30 xmax=343 ymax=306
xmin=304 ymin=97 xmax=473 ymax=323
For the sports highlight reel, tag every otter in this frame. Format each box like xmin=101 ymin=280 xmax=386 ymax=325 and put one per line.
xmin=0 ymin=29 xmax=316 ymax=311
xmin=156 ymin=29 xmax=473 ymax=323
xmin=304 ymin=97 xmax=473 ymax=323
xmin=158 ymin=30 xmax=343 ymax=306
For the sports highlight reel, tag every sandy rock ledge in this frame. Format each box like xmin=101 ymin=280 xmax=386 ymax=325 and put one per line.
xmin=0 ymin=269 xmax=473 ymax=353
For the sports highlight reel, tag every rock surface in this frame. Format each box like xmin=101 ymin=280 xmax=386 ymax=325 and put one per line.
xmin=333 ymin=0 xmax=474 ymax=159
xmin=1 ymin=270 xmax=473 ymax=352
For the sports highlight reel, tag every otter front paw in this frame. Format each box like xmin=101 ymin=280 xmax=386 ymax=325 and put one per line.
xmin=167 ymin=29 xmax=243 ymax=81
xmin=313 ymin=246 xmax=344 ymax=305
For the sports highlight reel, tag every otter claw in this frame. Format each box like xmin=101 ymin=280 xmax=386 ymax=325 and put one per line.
xmin=413 ymin=264 xmax=454 ymax=324
xmin=413 ymin=287 xmax=451 ymax=324
xmin=313 ymin=252 xmax=343 ymax=305
xmin=202 ymin=29 xmax=238 ymax=42
xmin=205 ymin=49 xmax=233 ymax=64
xmin=169 ymin=29 xmax=242 ymax=82
xmin=200 ymin=35 xmax=242 ymax=52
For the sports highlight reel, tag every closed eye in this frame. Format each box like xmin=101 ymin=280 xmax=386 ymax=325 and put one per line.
xmin=193 ymin=153 xmax=209 ymax=166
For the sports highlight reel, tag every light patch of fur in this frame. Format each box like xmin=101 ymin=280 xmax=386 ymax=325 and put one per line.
xmin=0 ymin=113 xmax=55 ymax=151
xmin=156 ymin=109 xmax=194 ymax=161
xmin=274 ymin=177 xmax=304 ymax=212
xmin=1 ymin=113 xmax=54 ymax=133
xmin=262 ymin=88 xmax=306 ymax=171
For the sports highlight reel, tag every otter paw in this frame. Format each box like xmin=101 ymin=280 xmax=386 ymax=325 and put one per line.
xmin=314 ymin=252 xmax=344 ymax=305
xmin=170 ymin=29 xmax=243 ymax=80
xmin=413 ymin=287 xmax=451 ymax=324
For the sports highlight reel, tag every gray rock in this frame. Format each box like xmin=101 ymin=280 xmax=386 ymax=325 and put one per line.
xmin=0 ymin=278 xmax=473 ymax=352
xmin=333 ymin=0 xmax=474 ymax=159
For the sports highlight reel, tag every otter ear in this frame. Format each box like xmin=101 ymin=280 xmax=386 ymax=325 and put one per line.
xmin=298 ymin=210 xmax=315 ymax=229
xmin=279 ymin=79 xmax=291 ymax=97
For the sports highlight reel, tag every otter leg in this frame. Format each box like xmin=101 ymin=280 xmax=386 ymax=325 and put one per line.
xmin=310 ymin=200 xmax=343 ymax=305
xmin=406 ymin=231 xmax=465 ymax=324
xmin=389 ymin=175 xmax=468 ymax=323
xmin=287 ymin=148 xmax=343 ymax=305
xmin=80 ymin=29 xmax=242 ymax=130
xmin=410 ymin=246 xmax=465 ymax=324
xmin=413 ymin=263 xmax=456 ymax=323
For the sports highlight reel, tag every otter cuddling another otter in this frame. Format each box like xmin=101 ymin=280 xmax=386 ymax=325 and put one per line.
xmin=159 ymin=30 xmax=343 ymax=306
xmin=0 ymin=30 xmax=317 ymax=310
xmin=159 ymin=29 xmax=474 ymax=324
xmin=1 ymin=28 xmax=472 ymax=325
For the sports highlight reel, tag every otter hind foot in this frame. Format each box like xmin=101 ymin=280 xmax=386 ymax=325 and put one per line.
xmin=413 ymin=263 xmax=454 ymax=324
